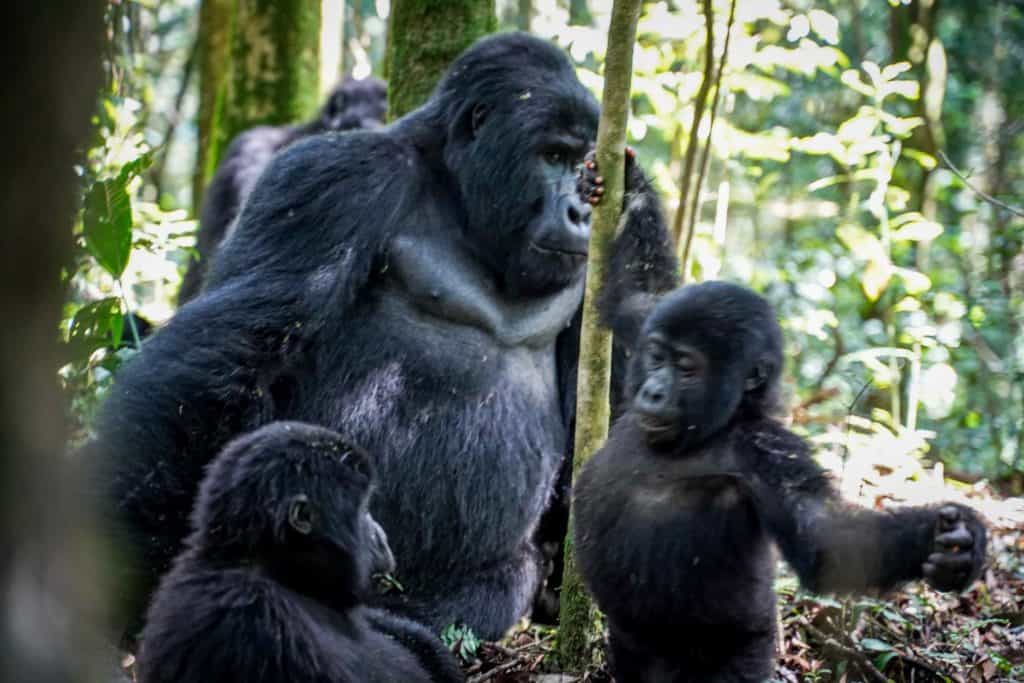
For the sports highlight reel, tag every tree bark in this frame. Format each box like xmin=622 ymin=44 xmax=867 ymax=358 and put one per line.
xmin=384 ymin=0 xmax=497 ymax=120
xmin=557 ymin=0 xmax=642 ymax=670
xmin=1 ymin=3 xmax=108 ymax=681
xmin=225 ymin=0 xmax=321 ymax=140
xmin=193 ymin=0 xmax=234 ymax=214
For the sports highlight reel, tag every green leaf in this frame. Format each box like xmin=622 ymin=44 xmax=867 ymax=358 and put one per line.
xmin=67 ymin=298 xmax=124 ymax=359
xmin=892 ymin=218 xmax=943 ymax=242
xmin=862 ymin=258 xmax=893 ymax=301
xmin=860 ymin=637 xmax=894 ymax=652
xmin=874 ymin=650 xmax=899 ymax=669
xmin=83 ymin=178 xmax=133 ymax=278
xmin=116 ymin=151 xmax=155 ymax=185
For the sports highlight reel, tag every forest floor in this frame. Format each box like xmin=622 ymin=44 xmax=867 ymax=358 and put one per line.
xmin=464 ymin=480 xmax=1024 ymax=683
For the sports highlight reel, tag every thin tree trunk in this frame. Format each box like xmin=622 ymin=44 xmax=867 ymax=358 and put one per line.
xmin=557 ymin=0 xmax=643 ymax=670
xmin=680 ymin=0 xmax=736 ymax=278
xmin=193 ymin=0 xmax=233 ymax=214
xmin=671 ymin=0 xmax=714 ymax=259
xmin=2 ymin=3 xmax=108 ymax=681
xmin=321 ymin=0 xmax=345 ymax=96
xmin=384 ymin=0 xmax=497 ymax=120
xmin=225 ymin=0 xmax=321 ymax=141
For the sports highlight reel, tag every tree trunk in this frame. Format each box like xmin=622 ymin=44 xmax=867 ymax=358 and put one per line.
xmin=320 ymin=0 xmax=345 ymax=96
xmin=1 ymin=3 xmax=107 ymax=681
xmin=225 ymin=0 xmax=321 ymax=141
xmin=193 ymin=0 xmax=233 ymax=213
xmin=384 ymin=0 xmax=497 ymax=120
xmin=557 ymin=0 xmax=643 ymax=670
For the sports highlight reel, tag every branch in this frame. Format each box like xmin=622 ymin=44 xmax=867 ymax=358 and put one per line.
xmin=800 ymin=619 xmax=888 ymax=683
xmin=671 ymin=0 xmax=715 ymax=253
xmin=938 ymin=150 xmax=1024 ymax=219
xmin=680 ymin=0 xmax=736 ymax=278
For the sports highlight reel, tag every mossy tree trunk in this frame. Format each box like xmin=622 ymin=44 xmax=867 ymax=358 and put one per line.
xmin=193 ymin=0 xmax=233 ymax=213
xmin=557 ymin=0 xmax=642 ymax=671
xmin=224 ymin=0 xmax=321 ymax=141
xmin=384 ymin=0 xmax=497 ymax=120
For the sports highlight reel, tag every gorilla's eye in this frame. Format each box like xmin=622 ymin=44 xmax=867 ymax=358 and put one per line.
xmin=544 ymin=150 xmax=566 ymax=166
xmin=677 ymin=355 xmax=698 ymax=374
xmin=647 ymin=345 xmax=666 ymax=366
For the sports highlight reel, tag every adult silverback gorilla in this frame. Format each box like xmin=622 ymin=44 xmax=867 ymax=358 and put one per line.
xmin=89 ymin=32 xmax=677 ymax=642
xmin=177 ymin=76 xmax=387 ymax=305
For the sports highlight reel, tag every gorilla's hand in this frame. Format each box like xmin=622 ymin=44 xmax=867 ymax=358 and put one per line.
xmin=577 ymin=147 xmax=641 ymax=206
xmin=923 ymin=504 xmax=987 ymax=592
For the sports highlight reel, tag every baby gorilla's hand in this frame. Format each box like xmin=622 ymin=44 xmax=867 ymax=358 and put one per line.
xmin=923 ymin=504 xmax=987 ymax=592
xmin=576 ymin=147 xmax=639 ymax=206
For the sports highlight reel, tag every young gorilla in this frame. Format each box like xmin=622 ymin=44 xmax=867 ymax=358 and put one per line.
xmin=177 ymin=76 xmax=387 ymax=304
xmin=573 ymin=283 xmax=987 ymax=683
xmin=136 ymin=421 xmax=463 ymax=683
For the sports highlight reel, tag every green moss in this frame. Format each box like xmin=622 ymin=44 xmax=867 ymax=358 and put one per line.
xmin=225 ymin=0 xmax=320 ymax=140
xmin=384 ymin=0 xmax=497 ymax=120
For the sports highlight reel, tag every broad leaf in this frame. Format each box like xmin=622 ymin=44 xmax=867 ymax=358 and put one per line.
xmin=83 ymin=178 xmax=133 ymax=278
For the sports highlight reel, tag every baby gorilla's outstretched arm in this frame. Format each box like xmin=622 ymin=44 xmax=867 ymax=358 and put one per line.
xmin=743 ymin=424 xmax=987 ymax=595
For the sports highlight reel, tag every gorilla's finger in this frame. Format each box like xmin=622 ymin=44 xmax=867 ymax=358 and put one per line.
xmin=935 ymin=527 xmax=973 ymax=551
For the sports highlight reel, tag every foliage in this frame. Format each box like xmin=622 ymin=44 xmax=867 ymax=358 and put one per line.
xmin=530 ymin=0 xmax=1024 ymax=483
xmin=61 ymin=1 xmax=197 ymax=441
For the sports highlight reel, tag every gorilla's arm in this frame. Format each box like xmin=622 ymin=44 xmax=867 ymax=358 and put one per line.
xmin=89 ymin=283 xmax=307 ymax=632
xmin=742 ymin=421 xmax=986 ymax=595
xmin=592 ymin=150 xmax=679 ymax=349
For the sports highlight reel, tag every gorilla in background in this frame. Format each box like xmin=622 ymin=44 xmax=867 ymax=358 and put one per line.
xmin=89 ymin=32 xmax=678 ymax=642
xmin=177 ymin=76 xmax=387 ymax=305
xmin=136 ymin=422 xmax=464 ymax=683
xmin=573 ymin=281 xmax=987 ymax=683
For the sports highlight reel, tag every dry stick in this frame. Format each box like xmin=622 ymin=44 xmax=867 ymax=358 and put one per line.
xmin=679 ymin=0 xmax=737 ymax=279
xmin=938 ymin=149 xmax=1024 ymax=219
xmin=800 ymin=619 xmax=889 ymax=683
xmin=671 ymin=0 xmax=715 ymax=254
xmin=556 ymin=0 xmax=643 ymax=671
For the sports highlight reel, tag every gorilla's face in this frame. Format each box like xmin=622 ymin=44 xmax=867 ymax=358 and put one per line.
xmin=321 ymin=77 xmax=387 ymax=131
xmin=438 ymin=35 xmax=600 ymax=297
xmin=629 ymin=282 xmax=785 ymax=451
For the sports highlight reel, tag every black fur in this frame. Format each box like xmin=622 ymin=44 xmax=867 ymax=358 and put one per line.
xmin=88 ymin=33 xmax=677 ymax=641
xmin=573 ymin=283 xmax=988 ymax=683
xmin=135 ymin=421 xmax=463 ymax=683
xmin=178 ymin=76 xmax=387 ymax=304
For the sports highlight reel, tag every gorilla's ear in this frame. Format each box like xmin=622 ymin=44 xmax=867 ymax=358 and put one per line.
xmin=744 ymin=360 xmax=771 ymax=392
xmin=471 ymin=103 xmax=490 ymax=138
xmin=288 ymin=494 xmax=314 ymax=535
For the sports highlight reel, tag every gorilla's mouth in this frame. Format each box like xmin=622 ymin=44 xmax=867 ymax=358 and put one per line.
xmin=637 ymin=415 xmax=680 ymax=445
xmin=528 ymin=241 xmax=587 ymax=258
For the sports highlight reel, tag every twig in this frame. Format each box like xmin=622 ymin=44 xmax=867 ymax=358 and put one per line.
xmin=800 ymin=619 xmax=889 ymax=683
xmin=680 ymin=0 xmax=737 ymax=277
xmin=938 ymin=150 xmax=1024 ymax=219
xmin=671 ymin=0 xmax=715 ymax=258
xmin=467 ymin=657 xmax=524 ymax=683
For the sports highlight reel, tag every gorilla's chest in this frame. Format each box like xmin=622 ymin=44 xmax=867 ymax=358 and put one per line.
xmin=311 ymin=244 xmax=581 ymax=562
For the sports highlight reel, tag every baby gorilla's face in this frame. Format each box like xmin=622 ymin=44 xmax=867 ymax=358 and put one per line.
xmin=633 ymin=331 xmax=710 ymax=449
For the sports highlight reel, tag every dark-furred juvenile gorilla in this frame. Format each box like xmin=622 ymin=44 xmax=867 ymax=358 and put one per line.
xmin=88 ymin=33 xmax=677 ymax=642
xmin=573 ymin=283 xmax=987 ymax=683
xmin=177 ymin=76 xmax=387 ymax=304
xmin=136 ymin=422 xmax=464 ymax=683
